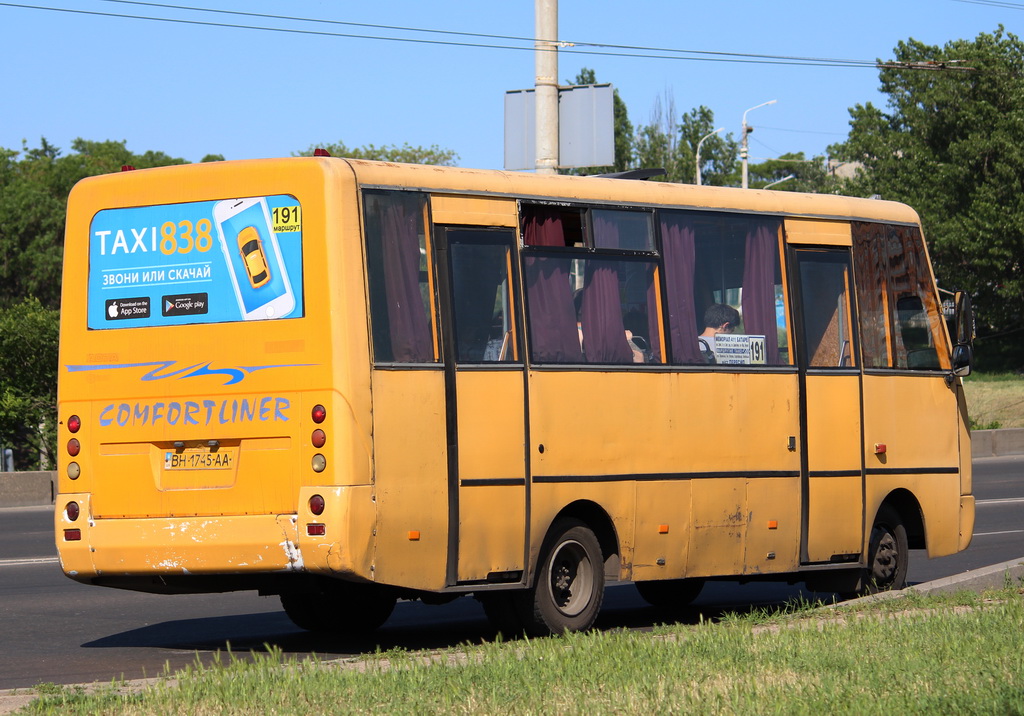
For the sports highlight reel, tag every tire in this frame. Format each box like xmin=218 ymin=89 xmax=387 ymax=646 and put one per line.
xmin=280 ymin=579 xmax=396 ymax=635
xmin=862 ymin=504 xmax=909 ymax=595
xmin=635 ymin=578 xmax=705 ymax=611
xmin=514 ymin=519 xmax=605 ymax=636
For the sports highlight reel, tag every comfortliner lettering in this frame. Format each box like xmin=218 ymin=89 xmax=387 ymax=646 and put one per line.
xmin=98 ymin=397 xmax=290 ymax=427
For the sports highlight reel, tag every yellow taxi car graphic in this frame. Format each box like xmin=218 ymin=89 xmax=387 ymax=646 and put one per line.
xmin=237 ymin=225 xmax=271 ymax=288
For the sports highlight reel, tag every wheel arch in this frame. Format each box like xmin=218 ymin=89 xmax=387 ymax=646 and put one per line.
xmin=532 ymin=500 xmax=621 ymax=586
xmin=875 ymin=488 xmax=925 ymax=550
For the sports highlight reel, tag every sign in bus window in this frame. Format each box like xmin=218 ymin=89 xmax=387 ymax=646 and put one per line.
xmin=87 ymin=195 xmax=304 ymax=328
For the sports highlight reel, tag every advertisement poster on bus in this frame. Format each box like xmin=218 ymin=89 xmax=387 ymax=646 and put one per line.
xmin=86 ymin=195 xmax=304 ymax=329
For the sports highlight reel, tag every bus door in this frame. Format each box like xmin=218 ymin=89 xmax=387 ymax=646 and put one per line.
xmin=787 ymin=224 xmax=865 ymax=565
xmin=435 ymin=227 xmax=529 ymax=586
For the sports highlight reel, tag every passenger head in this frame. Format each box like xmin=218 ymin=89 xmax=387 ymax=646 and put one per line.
xmin=703 ymin=303 xmax=741 ymax=332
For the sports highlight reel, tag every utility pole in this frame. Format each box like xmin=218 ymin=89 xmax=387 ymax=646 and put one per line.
xmin=535 ymin=0 xmax=558 ymax=175
xmin=740 ymin=99 xmax=776 ymax=189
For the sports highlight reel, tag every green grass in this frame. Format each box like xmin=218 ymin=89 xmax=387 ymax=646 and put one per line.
xmin=19 ymin=588 xmax=1024 ymax=715
xmin=963 ymin=372 xmax=1024 ymax=429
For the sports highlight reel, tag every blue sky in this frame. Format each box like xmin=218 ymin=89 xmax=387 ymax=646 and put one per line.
xmin=1 ymin=1 xmax=1020 ymax=170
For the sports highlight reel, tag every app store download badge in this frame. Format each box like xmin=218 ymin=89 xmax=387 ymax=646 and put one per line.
xmin=105 ymin=297 xmax=150 ymax=321
xmin=162 ymin=292 xmax=209 ymax=317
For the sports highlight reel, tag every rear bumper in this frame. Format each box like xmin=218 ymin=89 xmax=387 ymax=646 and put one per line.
xmin=55 ymin=484 xmax=377 ymax=591
xmin=56 ymin=494 xmax=302 ymax=581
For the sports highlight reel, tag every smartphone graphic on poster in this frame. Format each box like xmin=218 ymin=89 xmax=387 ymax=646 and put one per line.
xmin=213 ymin=197 xmax=296 ymax=320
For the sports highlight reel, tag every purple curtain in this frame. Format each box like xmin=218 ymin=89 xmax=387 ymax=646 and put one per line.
xmin=741 ymin=220 xmax=780 ymax=364
xmin=581 ymin=215 xmax=632 ymax=363
xmin=380 ymin=195 xmax=433 ymax=362
xmin=661 ymin=214 xmax=701 ymax=364
xmin=523 ymin=209 xmax=583 ymax=362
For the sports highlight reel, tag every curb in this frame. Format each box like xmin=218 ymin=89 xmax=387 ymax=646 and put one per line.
xmin=832 ymin=556 xmax=1024 ymax=607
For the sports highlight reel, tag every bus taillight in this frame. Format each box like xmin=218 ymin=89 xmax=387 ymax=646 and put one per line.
xmin=65 ymin=502 xmax=80 ymax=521
xmin=67 ymin=415 xmax=81 ymax=433
xmin=311 ymin=429 xmax=326 ymax=448
xmin=309 ymin=494 xmax=325 ymax=515
xmin=67 ymin=438 xmax=80 ymax=457
xmin=311 ymin=405 xmax=326 ymax=424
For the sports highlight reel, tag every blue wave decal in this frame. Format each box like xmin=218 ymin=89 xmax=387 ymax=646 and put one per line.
xmin=65 ymin=360 xmax=315 ymax=386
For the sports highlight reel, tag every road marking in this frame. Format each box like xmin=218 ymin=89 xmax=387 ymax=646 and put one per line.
xmin=974 ymin=529 xmax=1024 ymax=537
xmin=0 ymin=556 xmax=59 ymax=567
xmin=976 ymin=497 xmax=1024 ymax=506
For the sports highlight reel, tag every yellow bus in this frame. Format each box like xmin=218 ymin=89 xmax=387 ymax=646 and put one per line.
xmin=56 ymin=157 xmax=975 ymax=636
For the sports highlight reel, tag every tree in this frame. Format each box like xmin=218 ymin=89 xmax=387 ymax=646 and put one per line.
xmin=828 ymin=27 xmax=1024 ymax=367
xmin=0 ymin=298 xmax=59 ymax=470
xmin=746 ymin=152 xmax=838 ymax=193
xmin=296 ymin=141 xmax=459 ymax=166
xmin=678 ymin=105 xmax=739 ymax=187
xmin=633 ymin=98 xmax=738 ymax=185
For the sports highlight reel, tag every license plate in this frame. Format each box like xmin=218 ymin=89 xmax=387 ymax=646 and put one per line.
xmin=164 ymin=448 xmax=234 ymax=470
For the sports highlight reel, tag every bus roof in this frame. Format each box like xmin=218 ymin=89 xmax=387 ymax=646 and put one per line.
xmin=340 ymin=157 xmax=921 ymax=226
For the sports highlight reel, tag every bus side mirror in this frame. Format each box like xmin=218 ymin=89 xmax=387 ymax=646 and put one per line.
xmin=951 ymin=291 xmax=974 ymax=377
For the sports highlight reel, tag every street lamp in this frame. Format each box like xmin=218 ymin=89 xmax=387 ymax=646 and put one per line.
xmin=741 ymin=99 xmax=776 ymax=189
xmin=764 ymin=174 xmax=795 ymax=189
xmin=695 ymin=127 xmax=724 ymax=186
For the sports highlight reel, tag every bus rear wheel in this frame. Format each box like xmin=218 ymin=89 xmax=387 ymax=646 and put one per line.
xmin=635 ymin=578 xmax=705 ymax=611
xmin=515 ymin=519 xmax=604 ymax=636
xmin=862 ymin=504 xmax=909 ymax=595
xmin=280 ymin=580 xmax=396 ymax=635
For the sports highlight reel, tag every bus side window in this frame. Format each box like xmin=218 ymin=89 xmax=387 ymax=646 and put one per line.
xmin=795 ymin=251 xmax=858 ymax=369
xmin=449 ymin=237 xmax=518 ymax=363
xmin=661 ymin=211 xmax=788 ymax=366
xmin=520 ymin=204 xmax=663 ymax=365
xmin=363 ymin=191 xmax=438 ymax=363
xmin=852 ymin=223 xmax=948 ymax=371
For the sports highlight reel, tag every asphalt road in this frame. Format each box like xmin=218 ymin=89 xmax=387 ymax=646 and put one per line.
xmin=1 ymin=455 xmax=1021 ymax=691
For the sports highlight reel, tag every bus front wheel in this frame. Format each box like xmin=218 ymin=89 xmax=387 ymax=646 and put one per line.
xmin=516 ymin=519 xmax=605 ymax=636
xmin=863 ymin=504 xmax=909 ymax=594
xmin=280 ymin=580 xmax=396 ymax=635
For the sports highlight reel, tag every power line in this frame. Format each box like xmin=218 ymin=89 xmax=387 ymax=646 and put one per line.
xmin=952 ymin=0 xmax=1024 ymax=9
xmin=0 ymin=0 xmax=975 ymax=71
xmin=94 ymin=0 xmax=878 ymax=68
